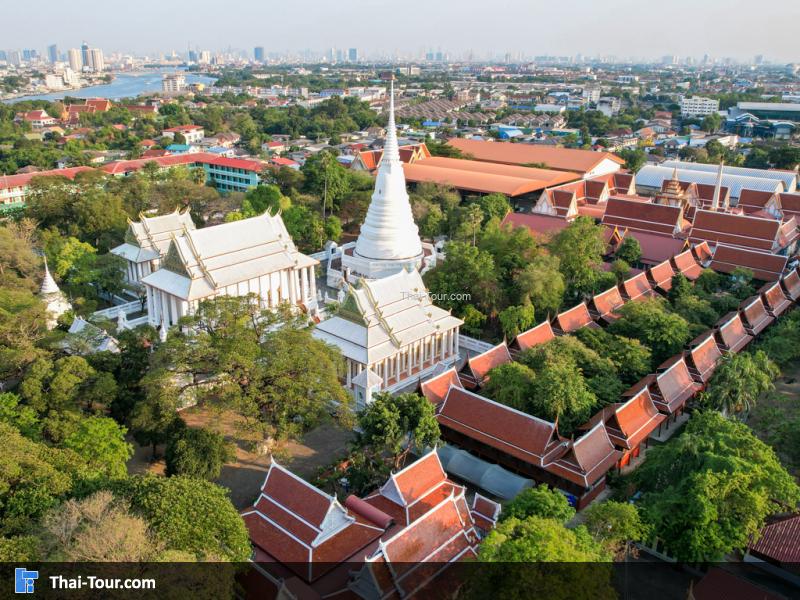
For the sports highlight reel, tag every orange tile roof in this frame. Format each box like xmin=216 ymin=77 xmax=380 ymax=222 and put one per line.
xmin=714 ymin=312 xmax=753 ymax=354
xmin=420 ymin=156 xmax=578 ymax=184
xmin=647 ymin=259 xmax=677 ymax=291
xmin=671 ymin=249 xmax=705 ymax=280
xmin=447 ymin=138 xmax=624 ymax=174
xmin=586 ymin=388 xmax=666 ymax=450
xmin=759 ymin=281 xmax=792 ymax=317
xmin=553 ymin=303 xmax=599 ymax=334
xmin=0 ymin=166 xmax=95 ymax=191
xmin=738 ymin=295 xmax=774 ymax=336
xmin=544 ymin=422 xmax=621 ymax=488
xmin=512 ymin=321 xmax=555 ymax=351
xmin=403 ymin=162 xmax=560 ymax=197
xmin=619 ymin=272 xmax=655 ymax=301
xmin=692 ymin=240 xmax=713 ymax=263
xmin=589 ymin=287 xmax=626 ymax=322
xmin=652 ymin=355 xmax=703 ymax=414
xmin=466 ymin=342 xmax=512 ymax=381
xmin=437 ymin=386 xmax=564 ymax=467
xmin=420 ymin=367 xmax=463 ymax=406
xmin=686 ymin=333 xmax=723 ymax=385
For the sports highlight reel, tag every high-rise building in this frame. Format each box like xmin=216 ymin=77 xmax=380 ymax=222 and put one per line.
xmin=680 ymin=96 xmax=720 ymax=118
xmin=254 ymin=46 xmax=265 ymax=62
xmin=348 ymin=48 xmax=358 ymax=62
xmin=68 ymin=48 xmax=82 ymax=71
xmin=188 ymin=49 xmax=198 ymax=63
xmin=81 ymin=42 xmax=91 ymax=69
xmin=90 ymin=48 xmax=104 ymax=72
xmin=48 ymin=44 xmax=59 ymax=63
xmin=7 ymin=50 xmax=22 ymax=66
xmin=162 ymin=72 xmax=186 ymax=94
xmin=198 ymin=50 xmax=211 ymax=64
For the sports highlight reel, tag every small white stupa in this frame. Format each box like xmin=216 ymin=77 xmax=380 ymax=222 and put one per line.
xmin=40 ymin=259 xmax=71 ymax=330
xmin=341 ymin=76 xmax=426 ymax=280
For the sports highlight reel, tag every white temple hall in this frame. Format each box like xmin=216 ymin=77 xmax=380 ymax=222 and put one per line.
xmin=313 ymin=269 xmax=462 ymax=409
xmin=325 ymin=78 xmax=438 ymax=287
xmin=140 ymin=211 xmax=318 ymax=332
xmin=110 ymin=208 xmax=196 ymax=287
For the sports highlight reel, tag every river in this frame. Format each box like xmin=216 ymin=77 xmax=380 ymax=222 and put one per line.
xmin=4 ymin=69 xmax=217 ymax=104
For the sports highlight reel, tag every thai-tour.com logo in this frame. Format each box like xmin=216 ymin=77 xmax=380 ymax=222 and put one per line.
xmin=14 ymin=567 xmax=156 ymax=594
xmin=14 ymin=568 xmax=38 ymax=594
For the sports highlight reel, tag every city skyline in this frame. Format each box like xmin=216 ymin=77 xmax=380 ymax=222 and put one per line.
xmin=4 ymin=0 xmax=800 ymax=63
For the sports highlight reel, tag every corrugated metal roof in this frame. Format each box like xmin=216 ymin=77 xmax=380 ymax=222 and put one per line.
xmin=636 ymin=165 xmax=784 ymax=199
xmin=660 ymin=160 xmax=797 ymax=191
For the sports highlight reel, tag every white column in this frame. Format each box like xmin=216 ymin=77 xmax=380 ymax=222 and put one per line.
xmin=309 ymin=266 xmax=317 ymax=301
xmin=440 ymin=333 xmax=446 ymax=360
xmin=160 ymin=291 xmax=170 ymax=328
xmin=347 ymin=360 xmax=352 ymax=387
xmin=288 ymin=270 xmax=297 ymax=305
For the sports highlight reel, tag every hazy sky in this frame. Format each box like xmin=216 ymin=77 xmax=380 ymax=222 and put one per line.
xmin=6 ymin=0 xmax=799 ymax=61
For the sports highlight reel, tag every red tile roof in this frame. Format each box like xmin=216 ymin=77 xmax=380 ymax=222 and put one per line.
xmin=619 ymin=272 xmax=655 ymax=301
xmin=759 ymin=281 xmax=792 ymax=318
xmin=553 ymin=303 xmax=599 ymax=334
xmin=691 ymin=568 xmax=784 ymax=600
xmin=589 ymin=286 xmax=626 ymax=322
xmin=585 ymin=388 xmax=666 ymax=450
xmin=748 ymin=514 xmax=800 ymax=565
xmin=437 ymin=386 xmax=564 ymax=468
xmin=738 ymin=189 xmax=777 ymax=214
xmin=778 ymin=192 xmax=800 ymax=221
xmin=0 ymin=166 xmax=95 ymax=191
xmin=714 ymin=312 xmax=753 ymax=354
xmin=447 ymin=138 xmax=624 ymax=175
xmin=647 ymin=259 xmax=677 ymax=292
xmin=471 ymin=493 xmax=502 ymax=533
xmin=164 ymin=124 xmax=203 ymax=133
xmin=782 ymin=269 xmax=800 ymax=301
xmin=671 ymin=249 xmax=705 ymax=280
xmin=512 ymin=320 xmax=556 ymax=351
xmin=420 ymin=367 xmax=464 ymax=406
xmin=501 ymin=212 xmax=570 ymax=238
xmin=466 ymin=342 xmax=512 ymax=381
xmin=692 ymin=240 xmax=713 ymax=264
xmin=361 ymin=493 xmax=478 ymax=598
xmin=602 ymin=197 xmax=685 ymax=236
xmin=616 ymin=230 xmax=687 ymax=265
xmin=686 ymin=333 xmax=723 ymax=384
xmin=689 ymin=210 xmax=782 ymax=252
xmin=738 ymin=295 xmax=774 ymax=336
xmin=544 ymin=422 xmax=621 ymax=488
xmin=652 ymin=355 xmax=703 ymax=414
xmin=403 ymin=162 xmax=562 ymax=197
xmin=242 ymin=462 xmax=385 ymax=582
xmin=709 ymin=244 xmax=788 ymax=282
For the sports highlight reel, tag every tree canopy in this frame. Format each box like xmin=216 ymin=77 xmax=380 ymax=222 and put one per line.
xmin=633 ymin=411 xmax=800 ymax=561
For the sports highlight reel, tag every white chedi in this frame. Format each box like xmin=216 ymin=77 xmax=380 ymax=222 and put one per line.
xmin=39 ymin=259 xmax=71 ymax=330
xmin=343 ymin=79 xmax=424 ymax=280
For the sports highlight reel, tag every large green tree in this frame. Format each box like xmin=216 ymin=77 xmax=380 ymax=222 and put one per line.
xmin=142 ymin=295 xmax=350 ymax=445
xmin=633 ymin=411 xmax=800 ymax=561
xmin=608 ymin=299 xmax=691 ymax=367
xmin=548 ymin=217 xmax=607 ymax=300
xmin=501 ymin=486 xmax=575 ymax=523
xmin=701 ymin=351 xmax=779 ymax=417
xmin=117 ymin=475 xmax=251 ymax=561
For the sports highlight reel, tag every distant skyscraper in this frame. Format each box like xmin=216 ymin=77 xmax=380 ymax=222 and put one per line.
xmin=68 ymin=48 xmax=82 ymax=71
xmin=47 ymin=44 xmax=58 ymax=63
xmin=81 ymin=42 xmax=91 ymax=69
xmin=754 ymin=54 xmax=764 ymax=65
xmin=348 ymin=48 xmax=358 ymax=62
xmin=7 ymin=50 xmax=22 ymax=66
xmin=254 ymin=46 xmax=265 ymax=62
xmin=198 ymin=50 xmax=211 ymax=64
xmin=90 ymin=48 xmax=104 ymax=72
xmin=188 ymin=49 xmax=198 ymax=63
